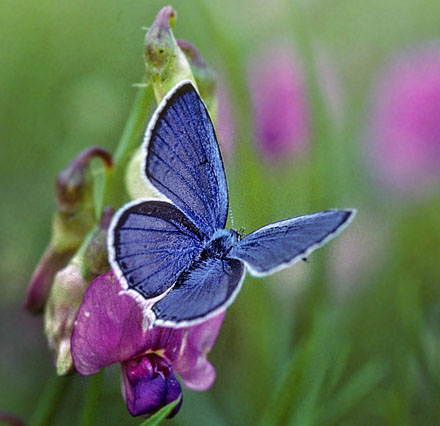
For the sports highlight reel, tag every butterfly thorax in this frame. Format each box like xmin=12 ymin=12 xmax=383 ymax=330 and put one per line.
xmin=199 ymin=229 xmax=240 ymax=261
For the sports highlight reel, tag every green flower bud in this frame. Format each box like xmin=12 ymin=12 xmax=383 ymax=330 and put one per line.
xmin=125 ymin=147 xmax=167 ymax=200
xmin=45 ymin=261 xmax=86 ymax=375
xmin=44 ymin=207 xmax=114 ymax=375
xmin=144 ymin=6 xmax=195 ymax=101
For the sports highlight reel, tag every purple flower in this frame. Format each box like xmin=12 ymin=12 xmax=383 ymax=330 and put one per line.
xmin=71 ymin=270 xmax=225 ymax=417
xmin=249 ymin=44 xmax=310 ymax=160
xmin=367 ymin=44 xmax=440 ymax=194
xmin=121 ymin=354 xmax=182 ymax=417
xmin=248 ymin=43 xmax=342 ymax=161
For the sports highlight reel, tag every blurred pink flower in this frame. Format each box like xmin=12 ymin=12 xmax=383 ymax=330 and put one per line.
xmin=248 ymin=43 xmax=342 ymax=161
xmin=367 ymin=44 xmax=440 ymax=194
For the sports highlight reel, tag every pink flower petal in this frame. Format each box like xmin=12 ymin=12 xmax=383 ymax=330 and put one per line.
xmin=249 ymin=44 xmax=310 ymax=160
xmin=367 ymin=43 xmax=440 ymax=193
xmin=71 ymin=269 xmax=225 ymax=390
xmin=169 ymin=313 xmax=225 ymax=390
xmin=71 ymin=270 xmax=149 ymax=375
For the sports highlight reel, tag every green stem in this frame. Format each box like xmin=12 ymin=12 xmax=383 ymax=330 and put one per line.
xmin=29 ymin=375 xmax=73 ymax=426
xmin=78 ymin=372 xmax=104 ymax=426
xmin=102 ymin=82 xmax=155 ymax=210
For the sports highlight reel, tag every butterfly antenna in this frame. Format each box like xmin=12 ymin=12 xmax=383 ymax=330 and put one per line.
xmin=229 ymin=207 xmax=234 ymax=229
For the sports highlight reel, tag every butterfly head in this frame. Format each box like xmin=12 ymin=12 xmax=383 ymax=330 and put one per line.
xmin=199 ymin=229 xmax=240 ymax=260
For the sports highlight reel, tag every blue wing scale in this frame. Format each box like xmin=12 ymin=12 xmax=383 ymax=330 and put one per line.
xmin=229 ymin=210 xmax=355 ymax=276
xmin=152 ymin=257 xmax=245 ymax=326
xmin=144 ymin=82 xmax=228 ymax=236
xmin=109 ymin=200 xmax=204 ymax=299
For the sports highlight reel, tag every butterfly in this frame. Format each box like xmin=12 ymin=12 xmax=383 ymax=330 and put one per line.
xmin=108 ymin=80 xmax=355 ymax=328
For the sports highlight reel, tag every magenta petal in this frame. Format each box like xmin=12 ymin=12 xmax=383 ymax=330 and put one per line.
xmin=71 ymin=270 xmax=150 ymax=375
xmin=367 ymin=44 xmax=440 ymax=193
xmin=121 ymin=354 xmax=182 ymax=418
xmin=71 ymin=270 xmax=225 ymax=391
xmin=166 ymin=312 xmax=225 ymax=391
xmin=120 ymin=311 xmax=226 ymax=391
xmin=249 ymin=44 xmax=310 ymax=160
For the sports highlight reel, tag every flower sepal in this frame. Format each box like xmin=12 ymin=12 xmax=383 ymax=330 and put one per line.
xmin=144 ymin=6 xmax=194 ymax=101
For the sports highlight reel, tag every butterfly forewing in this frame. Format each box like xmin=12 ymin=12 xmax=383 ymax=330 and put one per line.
xmin=109 ymin=200 xmax=204 ymax=299
xmin=229 ymin=210 xmax=355 ymax=276
xmin=144 ymin=81 xmax=228 ymax=237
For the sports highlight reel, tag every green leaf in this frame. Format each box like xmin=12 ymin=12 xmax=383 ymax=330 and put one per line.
xmin=78 ymin=371 xmax=103 ymax=426
xmin=317 ymin=360 xmax=386 ymax=426
xmin=137 ymin=399 xmax=180 ymax=426
xmin=29 ymin=375 xmax=73 ymax=426
xmin=102 ymin=82 xmax=155 ymax=210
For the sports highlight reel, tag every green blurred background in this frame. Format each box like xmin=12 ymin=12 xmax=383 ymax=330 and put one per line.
xmin=2 ymin=0 xmax=440 ymax=425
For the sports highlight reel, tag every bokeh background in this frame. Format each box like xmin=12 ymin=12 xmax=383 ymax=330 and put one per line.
xmin=2 ymin=0 xmax=440 ymax=425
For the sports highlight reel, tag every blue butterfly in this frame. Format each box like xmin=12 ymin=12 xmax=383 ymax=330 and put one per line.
xmin=108 ymin=80 xmax=355 ymax=328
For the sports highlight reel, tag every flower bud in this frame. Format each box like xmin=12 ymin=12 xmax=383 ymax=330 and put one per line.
xmin=44 ymin=208 xmax=113 ymax=375
xmin=177 ymin=39 xmax=217 ymax=118
xmin=144 ymin=6 xmax=194 ymax=101
xmin=23 ymin=245 xmax=76 ymax=315
xmin=121 ymin=354 xmax=182 ymax=418
xmin=44 ymin=262 xmax=87 ymax=375
xmin=25 ymin=147 xmax=113 ymax=314
xmin=82 ymin=206 xmax=113 ymax=282
xmin=125 ymin=148 xmax=167 ymax=200
xmin=56 ymin=147 xmax=112 ymax=214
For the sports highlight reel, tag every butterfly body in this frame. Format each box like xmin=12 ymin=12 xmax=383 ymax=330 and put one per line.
xmin=108 ymin=80 xmax=356 ymax=328
xmin=200 ymin=228 xmax=240 ymax=259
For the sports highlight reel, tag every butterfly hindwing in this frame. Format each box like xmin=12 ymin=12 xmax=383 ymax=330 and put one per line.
xmin=143 ymin=81 xmax=228 ymax=237
xmin=152 ymin=256 xmax=245 ymax=327
xmin=229 ymin=209 xmax=355 ymax=276
xmin=108 ymin=200 xmax=204 ymax=298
